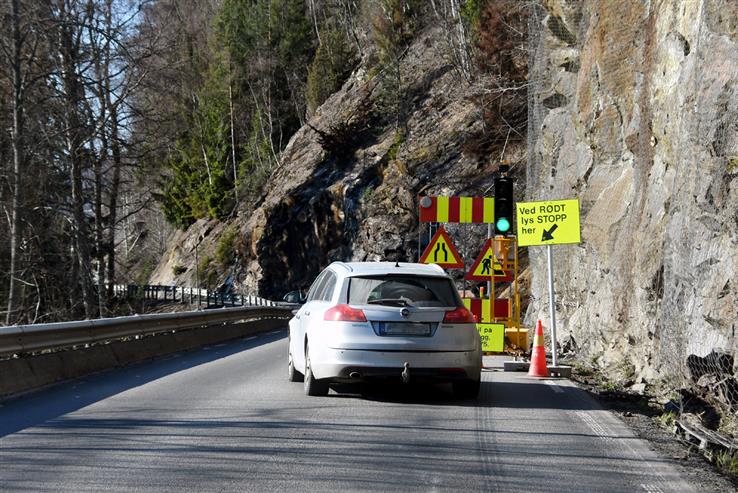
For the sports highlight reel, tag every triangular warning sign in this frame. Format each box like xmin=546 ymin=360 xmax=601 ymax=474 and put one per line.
xmin=464 ymin=239 xmax=510 ymax=281
xmin=419 ymin=226 xmax=464 ymax=269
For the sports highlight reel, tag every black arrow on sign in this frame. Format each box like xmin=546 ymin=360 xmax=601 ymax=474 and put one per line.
xmin=541 ymin=224 xmax=558 ymax=241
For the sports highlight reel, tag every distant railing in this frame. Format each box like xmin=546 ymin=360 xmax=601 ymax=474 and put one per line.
xmin=108 ymin=284 xmax=275 ymax=308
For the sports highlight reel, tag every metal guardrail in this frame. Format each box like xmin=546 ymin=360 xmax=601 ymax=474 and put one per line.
xmin=0 ymin=306 xmax=292 ymax=358
xmin=109 ymin=284 xmax=275 ymax=308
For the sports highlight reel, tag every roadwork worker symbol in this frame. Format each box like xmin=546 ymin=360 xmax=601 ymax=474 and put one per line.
xmin=481 ymin=256 xmax=492 ymax=275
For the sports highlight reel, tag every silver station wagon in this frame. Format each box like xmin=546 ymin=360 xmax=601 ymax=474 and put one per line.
xmin=287 ymin=262 xmax=482 ymax=398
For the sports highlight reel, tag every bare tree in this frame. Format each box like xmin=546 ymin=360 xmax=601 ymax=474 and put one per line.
xmin=0 ymin=0 xmax=48 ymax=324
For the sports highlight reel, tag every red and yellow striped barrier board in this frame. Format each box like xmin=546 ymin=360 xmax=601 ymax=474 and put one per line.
xmin=419 ymin=196 xmax=494 ymax=223
xmin=462 ymin=298 xmax=511 ymax=323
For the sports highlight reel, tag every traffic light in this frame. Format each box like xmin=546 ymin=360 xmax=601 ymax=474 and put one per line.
xmin=494 ymin=175 xmax=513 ymax=235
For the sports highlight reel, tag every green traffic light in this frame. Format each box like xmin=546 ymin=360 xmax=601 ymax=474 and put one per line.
xmin=496 ymin=217 xmax=511 ymax=233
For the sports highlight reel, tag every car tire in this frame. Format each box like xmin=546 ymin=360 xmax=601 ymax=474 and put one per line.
xmin=288 ymin=350 xmax=303 ymax=382
xmin=304 ymin=343 xmax=329 ymax=396
xmin=452 ymin=379 xmax=480 ymax=399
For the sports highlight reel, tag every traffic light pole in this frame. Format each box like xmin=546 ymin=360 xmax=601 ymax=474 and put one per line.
xmin=486 ymin=224 xmax=492 ymax=295
xmin=546 ymin=244 xmax=558 ymax=367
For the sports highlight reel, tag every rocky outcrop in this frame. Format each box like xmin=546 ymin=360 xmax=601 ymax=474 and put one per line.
xmin=527 ymin=0 xmax=738 ymax=388
xmin=151 ymin=26 xmax=523 ymax=298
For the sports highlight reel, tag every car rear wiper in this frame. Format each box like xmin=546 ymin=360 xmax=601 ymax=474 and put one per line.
xmin=366 ymin=298 xmax=412 ymax=307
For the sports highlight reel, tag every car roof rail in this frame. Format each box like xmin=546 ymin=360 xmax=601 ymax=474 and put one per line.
xmin=330 ymin=261 xmax=352 ymax=272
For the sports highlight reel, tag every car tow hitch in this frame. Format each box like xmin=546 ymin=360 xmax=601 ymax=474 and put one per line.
xmin=401 ymin=362 xmax=410 ymax=383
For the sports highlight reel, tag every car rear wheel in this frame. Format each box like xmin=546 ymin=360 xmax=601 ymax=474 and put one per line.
xmin=304 ymin=343 xmax=329 ymax=396
xmin=288 ymin=350 xmax=303 ymax=382
xmin=452 ymin=379 xmax=480 ymax=399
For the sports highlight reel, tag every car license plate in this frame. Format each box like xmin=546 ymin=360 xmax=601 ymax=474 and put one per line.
xmin=381 ymin=322 xmax=432 ymax=336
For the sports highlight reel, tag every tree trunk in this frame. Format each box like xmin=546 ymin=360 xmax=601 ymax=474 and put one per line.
xmin=6 ymin=0 xmax=24 ymax=326
xmin=59 ymin=3 xmax=95 ymax=319
xmin=93 ymin=119 xmax=107 ymax=317
xmin=229 ymin=77 xmax=238 ymax=202
xmin=106 ymin=102 xmax=121 ymax=301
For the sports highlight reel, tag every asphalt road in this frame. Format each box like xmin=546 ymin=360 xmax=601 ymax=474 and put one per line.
xmin=0 ymin=328 xmax=700 ymax=492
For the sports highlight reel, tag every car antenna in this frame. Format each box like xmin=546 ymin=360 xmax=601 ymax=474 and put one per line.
xmin=395 ymin=260 xmax=400 ymax=268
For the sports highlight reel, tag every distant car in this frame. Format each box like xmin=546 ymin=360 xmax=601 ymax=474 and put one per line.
xmin=282 ymin=290 xmax=305 ymax=304
xmin=287 ymin=262 xmax=482 ymax=398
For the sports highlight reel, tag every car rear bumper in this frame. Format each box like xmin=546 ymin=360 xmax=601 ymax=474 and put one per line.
xmin=310 ymin=347 xmax=482 ymax=382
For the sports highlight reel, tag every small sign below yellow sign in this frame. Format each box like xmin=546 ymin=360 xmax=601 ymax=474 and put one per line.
xmin=516 ymin=199 xmax=581 ymax=247
xmin=477 ymin=323 xmax=505 ymax=352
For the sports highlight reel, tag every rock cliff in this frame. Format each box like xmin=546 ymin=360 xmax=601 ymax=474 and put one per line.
xmin=150 ymin=25 xmax=525 ymax=298
xmin=527 ymin=0 xmax=737 ymax=387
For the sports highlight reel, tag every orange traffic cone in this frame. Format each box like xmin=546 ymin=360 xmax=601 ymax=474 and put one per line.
xmin=528 ymin=320 xmax=549 ymax=377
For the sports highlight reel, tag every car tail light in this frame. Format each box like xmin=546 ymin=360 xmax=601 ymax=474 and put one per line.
xmin=443 ymin=306 xmax=476 ymax=324
xmin=324 ymin=304 xmax=367 ymax=322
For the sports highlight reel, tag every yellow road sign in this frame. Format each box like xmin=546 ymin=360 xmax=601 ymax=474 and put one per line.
xmin=418 ymin=226 xmax=464 ymax=268
xmin=516 ymin=199 xmax=581 ymax=246
xmin=464 ymin=239 xmax=506 ymax=281
xmin=477 ymin=323 xmax=505 ymax=352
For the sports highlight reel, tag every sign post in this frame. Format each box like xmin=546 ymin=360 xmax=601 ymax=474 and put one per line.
xmin=516 ymin=199 xmax=581 ymax=367
xmin=546 ymin=244 xmax=557 ymax=367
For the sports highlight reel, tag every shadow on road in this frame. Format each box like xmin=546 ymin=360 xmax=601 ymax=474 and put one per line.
xmin=329 ymin=379 xmax=601 ymax=411
xmin=0 ymin=329 xmax=287 ymax=438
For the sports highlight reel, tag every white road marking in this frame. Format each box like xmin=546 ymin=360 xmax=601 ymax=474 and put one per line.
xmin=575 ymin=411 xmax=614 ymax=442
xmin=641 ymin=484 xmax=664 ymax=493
xmin=575 ymin=411 xmax=688 ymax=492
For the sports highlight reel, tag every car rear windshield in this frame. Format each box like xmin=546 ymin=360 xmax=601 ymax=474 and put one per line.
xmin=347 ymin=275 xmax=462 ymax=308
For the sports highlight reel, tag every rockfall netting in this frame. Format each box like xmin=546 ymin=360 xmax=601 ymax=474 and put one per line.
xmin=525 ymin=0 xmax=738 ymax=434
